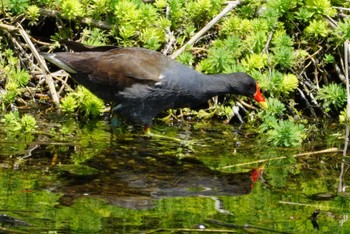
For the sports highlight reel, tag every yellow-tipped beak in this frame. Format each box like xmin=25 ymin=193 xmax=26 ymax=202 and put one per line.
xmin=258 ymin=101 xmax=268 ymax=109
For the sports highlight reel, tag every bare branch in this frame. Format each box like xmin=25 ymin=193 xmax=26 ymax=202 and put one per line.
xmin=170 ymin=1 xmax=241 ymax=59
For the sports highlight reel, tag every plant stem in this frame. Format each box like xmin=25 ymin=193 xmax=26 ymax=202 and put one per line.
xmin=343 ymin=41 xmax=350 ymax=156
xmin=220 ymin=147 xmax=341 ymax=169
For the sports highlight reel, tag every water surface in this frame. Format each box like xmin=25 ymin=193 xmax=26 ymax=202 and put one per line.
xmin=0 ymin=117 xmax=348 ymax=233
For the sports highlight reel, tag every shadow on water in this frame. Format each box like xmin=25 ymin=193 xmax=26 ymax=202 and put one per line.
xmin=0 ymin=118 xmax=349 ymax=233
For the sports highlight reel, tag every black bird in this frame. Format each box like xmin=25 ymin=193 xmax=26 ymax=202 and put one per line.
xmin=42 ymin=41 xmax=267 ymax=133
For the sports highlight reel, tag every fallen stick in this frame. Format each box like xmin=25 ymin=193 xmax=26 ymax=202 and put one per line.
xmin=16 ymin=23 xmax=60 ymax=105
xmin=220 ymin=147 xmax=341 ymax=169
xmin=0 ymin=22 xmax=60 ymax=105
xmin=170 ymin=1 xmax=241 ymax=59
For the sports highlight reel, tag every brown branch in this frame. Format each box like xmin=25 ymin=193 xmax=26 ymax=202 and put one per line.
xmin=220 ymin=147 xmax=341 ymax=169
xmin=170 ymin=0 xmax=241 ymax=59
xmin=0 ymin=22 xmax=60 ymax=105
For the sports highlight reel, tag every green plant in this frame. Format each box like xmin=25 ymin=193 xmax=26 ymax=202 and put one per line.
xmin=336 ymin=17 xmax=350 ymax=40
xmin=266 ymin=0 xmax=298 ymax=18
xmin=267 ymin=120 xmax=305 ymax=147
xmin=20 ymin=114 xmax=38 ymax=133
xmin=317 ymin=83 xmax=346 ymax=112
xmin=140 ymin=27 xmax=164 ymax=50
xmin=305 ymin=0 xmax=335 ymax=17
xmin=6 ymin=0 xmax=29 ymax=14
xmin=26 ymin=5 xmax=40 ymax=25
xmin=1 ymin=111 xmax=37 ymax=135
xmin=323 ymin=54 xmax=335 ymax=64
xmin=242 ymin=53 xmax=267 ymax=72
xmin=60 ymin=95 xmax=78 ymax=113
xmin=281 ymin=74 xmax=299 ymax=94
xmin=257 ymin=97 xmax=305 ymax=147
xmin=270 ymin=31 xmax=295 ymax=69
xmin=295 ymin=7 xmax=314 ymax=22
xmin=339 ymin=108 xmax=348 ymax=123
xmin=61 ymin=86 xmax=105 ymax=118
xmin=304 ymin=19 xmax=330 ymax=38
xmin=186 ymin=0 xmax=224 ymax=25
xmin=196 ymin=47 xmax=235 ymax=73
xmin=272 ymin=46 xmax=294 ymax=69
xmin=176 ymin=51 xmax=194 ymax=66
xmin=0 ymin=49 xmax=31 ymax=107
xmin=60 ymin=0 xmax=84 ymax=19
xmin=262 ymin=98 xmax=286 ymax=117
xmin=254 ymin=71 xmax=284 ymax=96
xmin=81 ymin=28 xmax=109 ymax=46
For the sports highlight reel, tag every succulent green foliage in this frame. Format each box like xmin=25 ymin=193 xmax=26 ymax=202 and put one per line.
xmin=265 ymin=0 xmax=298 ymax=18
xmin=196 ymin=35 xmax=245 ymax=74
xmin=336 ymin=17 xmax=350 ymax=40
xmin=0 ymin=49 xmax=31 ymax=107
xmin=271 ymin=31 xmax=295 ymax=69
xmin=281 ymin=74 xmax=299 ymax=94
xmin=304 ymin=0 xmax=335 ymax=17
xmin=2 ymin=0 xmax=350 ymax=149
xmin=317 ymin=83 xmax=346 ymax=112
xmin=26 ymin=5 xmax=40 ymax=25
xmin=1 ymin=111 xmax=37 ymax=137
xmin=61 ymin=86 xmax=105 ymax=118
xmin=60 ymin=0 xmax=84 ymax=19
xmin=5 ymin=0 xmax=29 ymax=14
xmin=197 ymin=47 xmax=234 ymax=73
xmin=220 ymin=15 xmax=254 ymax=39
xmin=305 ymin=19 xmax=330 ymax=38
xmin=185 ymin=0 xmax=225 ymax=25
xmin=255 ymin=71 xmax=283 ymax=96
xmin=113 ymin=0 xmax=167 ymax=48
xmin=258 ymin=98 xmax=305 ymax=147
xmin=242 ymin=53 xmax=267 ymax=72
xmin=295 ymin=7 xmax=314 ymax=22
xmin=258 ymin=98 xmax=286 ymax=132
xmin=323 ymin=54 xmax=335 ymax=64
xmin=81 ymin=28 xmax=109 ymax=46
xmin=267 ymin=120 xmax=305 ymax=147
xmin=88 ymin=0 xmax=112 ymax=18
xmin=176 ymin=51 xmax=194 ymax=66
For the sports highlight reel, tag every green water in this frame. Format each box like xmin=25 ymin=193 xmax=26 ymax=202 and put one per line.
xmin=0 ymin=117 xmax=349 ymax=233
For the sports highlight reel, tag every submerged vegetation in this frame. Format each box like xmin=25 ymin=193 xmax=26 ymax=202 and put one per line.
xmin=0 ymin=0 xmax=350 ymax=146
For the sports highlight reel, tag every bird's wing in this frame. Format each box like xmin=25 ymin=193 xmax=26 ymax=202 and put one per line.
xmin=56 ymin=48 xmax=166 ymax=89
xmin=95 ymin=50 xmax=163 ymax=85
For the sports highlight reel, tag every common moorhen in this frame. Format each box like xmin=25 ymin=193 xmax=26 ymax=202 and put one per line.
xmin=42 ymin=41 xmax=267 ymax=133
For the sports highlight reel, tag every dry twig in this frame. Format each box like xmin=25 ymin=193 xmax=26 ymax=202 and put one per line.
xmin=0 ymin=22 xmax=60 ymax=105
xmin=220 ymin=147 xmax=341 ymax=169
xmin=170 ymin=0 xmax=241 ymax=59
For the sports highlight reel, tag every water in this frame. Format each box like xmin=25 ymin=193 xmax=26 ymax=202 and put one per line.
xmin=0 ymin=116 xmax=349 ymax=233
